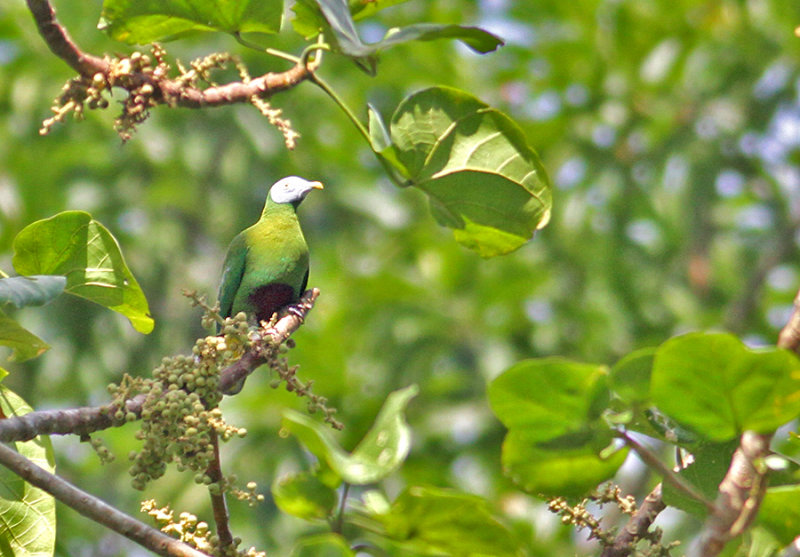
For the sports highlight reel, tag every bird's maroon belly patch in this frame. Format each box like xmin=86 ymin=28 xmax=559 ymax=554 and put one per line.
xmin=249 ymin=283 xmax=295 ymax=322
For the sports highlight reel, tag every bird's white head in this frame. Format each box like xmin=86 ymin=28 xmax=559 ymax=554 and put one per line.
xmin=269 ymin=176 xmax=324 ymax=205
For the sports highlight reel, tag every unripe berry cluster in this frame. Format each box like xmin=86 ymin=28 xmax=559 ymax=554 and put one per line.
xmin=110 ymin=314 xmax=251 ymax=490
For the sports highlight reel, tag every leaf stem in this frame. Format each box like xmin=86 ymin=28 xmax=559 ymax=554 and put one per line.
xmin=617 ymin=430 xmax=715 ymax=513
xmin=302 ymin=41 xmax=406 ymax=187
xmin=333 ymin=482 xmax=351 ymax=534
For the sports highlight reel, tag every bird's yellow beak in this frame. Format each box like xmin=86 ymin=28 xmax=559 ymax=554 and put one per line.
xmin=310 ymin=181 xmax=324 ymax=190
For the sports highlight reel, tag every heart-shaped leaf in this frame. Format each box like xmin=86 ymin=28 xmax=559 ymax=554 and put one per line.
xmin=13 ymin=211 xmax=153 ymax=334
xmin=388 ymin=87 xmax=552 ymax=256
xmin=652 ymin=332 xmax=800 ymax=441
xmin=488 ymin=357 xmax=609 ymax=443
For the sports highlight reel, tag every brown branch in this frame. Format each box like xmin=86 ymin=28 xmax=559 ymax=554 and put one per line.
xmin=778 ymin=289 xmax=800 ymax=354
xmin=205 ymin=432 xmax=233 ymax=549
xmin=0 ymin=441 xmax=207 ymax=557
xmin=0 ymin=289 xmax=320 ymax=443
xmin=25 ymin=0 xmax=311 ymax=108
xmin=25 ymin=0 xmax=109 ymax=76
xmin=601 ymin=483 xmax=666 ymax=557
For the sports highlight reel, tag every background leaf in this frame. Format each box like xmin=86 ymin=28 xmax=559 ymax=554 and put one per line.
xmin=651 ymin=333 xmax=800 ymax=441
xmin=99 ymin=0 xmax=283 ymax=44
xmin=758 ymin=485 xmax=800 ymax=545
xmin=0 ymin=309 xmax=49 ymax=363
xmin=12 ymin=211 xmax=153 ymax=334
xmin=0 ymin=275 xmax=66 ymax=309
xmin=0 ymin=385 xmax=56 ymax=557
xmin=371 ymin=486 xmax=522 ymax=557
xmin=282 ymin=385 xmax=417 ymax=485
xmin=290 ymin=533 xmax=355 ymax=556
xmin=272 ymin=471 xmax=338 ymax=520
xmin=389 ymin=87 xmax=552 ymax=256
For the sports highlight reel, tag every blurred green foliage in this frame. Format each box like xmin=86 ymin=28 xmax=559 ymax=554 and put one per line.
xmin=2 ymin=0 xmax=800 ymax=554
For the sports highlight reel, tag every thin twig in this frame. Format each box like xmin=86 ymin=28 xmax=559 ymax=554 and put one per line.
xmin=205 ymin=431 xmax=233 ymax=548
xmin=618 ymin=431 xmax=715 ymax=513
xmin=601 ymin=483 xmax=666 ymax=557
xmin=0 ymin=442 xmax=206 ymax=557
xmin=0 ymin=289 xmax=320 ymax=443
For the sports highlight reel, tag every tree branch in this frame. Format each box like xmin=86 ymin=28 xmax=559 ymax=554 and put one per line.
xmin=0 ymin=289 xmax=320 ymax=443
xmin=693 ymin=284 xmax=800 ymax=556
xmin=25 ymin=0 xmax=109 ymax=76
xmin=601 ymin=483 xmax=666 ymax=557
xmin=694 ymin=431 xmax=770 ymax=556
xmin=25 ymin=0 xmax=312 ymax=108
xmin=0 ymin=441 xmax=207 ymax=557
xmin=778 ymin=288 xmax=800 ymax=354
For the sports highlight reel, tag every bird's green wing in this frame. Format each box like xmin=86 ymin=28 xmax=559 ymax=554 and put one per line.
xmin=217 ymin=233 xmax=248 ymax=319
xmin=300 ymin=268 xmax=309 ymax=295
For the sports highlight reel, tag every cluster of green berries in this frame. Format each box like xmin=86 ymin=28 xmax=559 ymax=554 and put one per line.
xmin=82 ymin=435 xmax=115 ymax=464
xmin=115 ymin=316 xmax=251 ymax=491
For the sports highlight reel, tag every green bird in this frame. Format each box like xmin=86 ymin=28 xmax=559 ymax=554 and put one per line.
xmin=217 ymin=174 xmax=323 ymax=341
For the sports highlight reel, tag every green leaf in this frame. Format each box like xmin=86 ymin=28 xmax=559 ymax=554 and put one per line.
xmin=661 ymin=441 xmax=737 ymax=516
xmin=372 ymin=486 xmax=522 ymax=557
xmin=282 ymin=385 xmax=417 ymax=484
xmin=0 ymin=309 xmax=49 ymax=363
xmin=389 ymin=87 xmax=552 ymax=257
xmin=610 ymin=347 xmax=656 ymax=405
xmin=488 ymin=357 xmax=610 ymax=443
xmin=13 ymin=211 xmax=153 ymax=334
xmin=501 ymin=430 xmax=628 ymax=498
xmin=291 ymin=533 xmax=355 ymax=557
xmin=0 ymin=275 xmax=66 ymax=308
xmin=651 ymin=332 xmax=800 ymax=442
xmin=291 ymin=0 xmax=501 ymax=73
xmin=759 ymin=485 xmax=800 ymax=545
xmin=377 ymin=24 xmax=504 ymax=54
xmin=349 ymin=0 xmax=410 ymax=20
xmin=0 ymin=385 xmax=56 ymax=557
xmin=272 ymin=471 xmax=338 ymax=520
xmin=99 ymin=0 xmax=283 ymax=44
xmin=367 ymin=103 xmax=392 ymax=153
